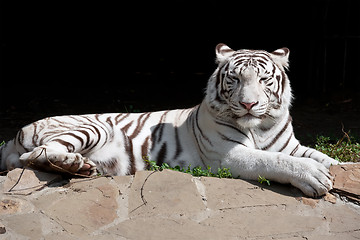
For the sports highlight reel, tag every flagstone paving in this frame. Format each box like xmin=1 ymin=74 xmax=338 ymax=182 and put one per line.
xmin=0 ymin=165 xmax=359 ymax=239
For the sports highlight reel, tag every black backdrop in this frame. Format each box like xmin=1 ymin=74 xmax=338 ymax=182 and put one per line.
xmin=1 ymin=0 xmax=360 ymax=114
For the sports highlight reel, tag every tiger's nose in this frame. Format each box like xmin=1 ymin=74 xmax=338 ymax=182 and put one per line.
xmin=240 ymin=101 xmax=258 ymax=110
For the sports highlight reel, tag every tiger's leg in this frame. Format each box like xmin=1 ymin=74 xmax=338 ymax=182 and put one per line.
xmin=220 ymin=145 xmax=333 ymax=197
xmin=292 ymin=145 xmax=339 ymax=168
xmin=19 ymin=142 xmax=97 ymax=176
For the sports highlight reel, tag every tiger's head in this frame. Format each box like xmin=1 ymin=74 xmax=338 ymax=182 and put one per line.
xmin=205 ymin=43 xmax=292 ymax=129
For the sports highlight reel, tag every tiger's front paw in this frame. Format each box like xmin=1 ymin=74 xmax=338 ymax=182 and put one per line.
xmin=321 ymin=156 xmax=340 ymax=168
xmin=290 ymin=158 xmax=333 ymax=197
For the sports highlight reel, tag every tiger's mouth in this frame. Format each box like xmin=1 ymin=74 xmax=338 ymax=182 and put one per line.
xmin=229 ymin=105 xmax=266 ymax=122
xmin=241 ymin=113 xmax=262 ymax=120
xmin=231 ymin=107 xmax=263 ymax=117
xmin=232 ymin=112 xmax=262 ymax=121
xmin=234 ymin=112 xmax=264 ymax=128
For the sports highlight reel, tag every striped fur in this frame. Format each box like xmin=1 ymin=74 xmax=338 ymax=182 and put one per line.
xmin=0 ymin=44 xmax=339 ymax=197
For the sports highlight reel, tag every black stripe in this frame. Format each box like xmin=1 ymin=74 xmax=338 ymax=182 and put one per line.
xmin=85 ymin=125 xmax=101 ymax=152
xmin=301 ymin=149 xmax=310 ymax=157
xmin=257 ymin=62 xmax=267 ymax=70
xmin=129 ymin=139 xmax=136 ymax=175
xmin=78 ymin=126 xmax=99 ymax=151
xmin=106 ymin=116 xmax=113 ymax=128
xmin=194 ymin=107 xmax=213 ymax=147
xmin=64 ymin=132 xmax=84 ymax=147
xmin=93 ymin=158 xmax=119 ymax=175
xmin=78 ymin=129 xmax=91 ymax=149
xmin=262 ymin=115 xmax=292 ymax=151
xmin=32 ymin=122 xmax=39 ymax=146
xmin=150 ymin=111 xmax=169 ymax=145
xmin=215 ymin=120 xmax=250 ymax=141
xmin=16 ymin=129 xmax=30 ymax=152
xmin=173 ymin=127 xmax=183 ymax=159
xmin=232 ymin=52 xmax=271 ymax=62
xmin=83 ymin=116 xmax=109 ymax=147
xmin=290 ymin=143 xmax=300 ymax=156
xmin=217 ymin=132 xmax=246 ymax=146
xmin=271 ymin=64 xmax=276 ymax=77
xmin=215 ymin=68 xmax=222 ymax=87
xmin=308 ymin=151 xmax=315 ymax=158
xmin=190 ymin=109 xmax=207 ymax=167
xmin=130 ymin=112 xmax=151 ymax=139
xmin=115 ymin=113 xmax=130 ymax=125
xmin=156 ymin=143 xmax=167 ymax=166
xmin=214 ymin=63 xmax=229 ymax=105
xmin=122 ymin=120 xmax=134 ymax=133
xmin=257 ymin=59 xmax=268 ymax=67
xmin=141 ymin=136 xmax=151 ymax=159
xmin=274 ymin=75 xmax=282 ymax=103
xmin=278 ymin=132 xmax=293 ymax=152
xmin=52 ymin=139 xmax=75 ymax=152
xmin=148 ymin=111 xmax=170 ymax=164
xmin=281 ymin=71 xmax=287 ymax=95
xmin=122 ymin=130 xmax=136 ymax=175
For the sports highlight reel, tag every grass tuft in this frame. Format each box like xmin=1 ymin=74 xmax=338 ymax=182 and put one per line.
xmin=258 ymin=175 xmax=271 ymax=185
xmin=144 ymin=158 xmax=233 ymax=179
xmin=314 ymin=132 xmax=360 ymax=163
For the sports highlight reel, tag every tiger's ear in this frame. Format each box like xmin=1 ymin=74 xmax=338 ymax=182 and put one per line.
xmin=270 ymin=48 xmax=290 ymax=70
xmin=215 ymin=43 xmax=235 ymax=65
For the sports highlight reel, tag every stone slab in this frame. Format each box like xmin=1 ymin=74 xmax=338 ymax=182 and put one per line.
xmin=0 ymin=168 xmax=359 ymax=239
xmin=2 ymin=168 xmax=62 ymax=195
xmin=330 ymin=163 xmax=360 ymax=203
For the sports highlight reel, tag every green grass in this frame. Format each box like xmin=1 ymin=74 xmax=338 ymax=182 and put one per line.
xmin=144 ymin=158 xmax=233 ymax=179
xmin=258 ymin=175 xmax=271 ymax=185
xmin=145 ymin=158 xmax=274 ymax=185
xmin=314 ymin=133 xmax=360 ymax=163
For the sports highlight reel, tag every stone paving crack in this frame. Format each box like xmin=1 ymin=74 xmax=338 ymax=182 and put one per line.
xmin=129 ymin=170 xmax=158 ymax=213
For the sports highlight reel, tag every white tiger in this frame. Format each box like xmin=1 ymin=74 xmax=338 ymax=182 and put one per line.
xmin=0 ymin=43 xmax=338 ymax=197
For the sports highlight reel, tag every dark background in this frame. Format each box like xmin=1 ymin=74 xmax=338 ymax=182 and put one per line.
xmin=1 ymin=0 xmax=360 ymax=142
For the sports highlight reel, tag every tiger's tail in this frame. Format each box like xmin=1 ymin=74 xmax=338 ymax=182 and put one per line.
xmin=0 ymin=141 xmax=6 ymax=170
xmin=0 ymin=140 xmax=21 ymax=171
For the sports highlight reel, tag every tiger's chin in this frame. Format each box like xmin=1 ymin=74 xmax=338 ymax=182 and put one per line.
xmin=235 ymin=114 xmax=263 ymax=129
